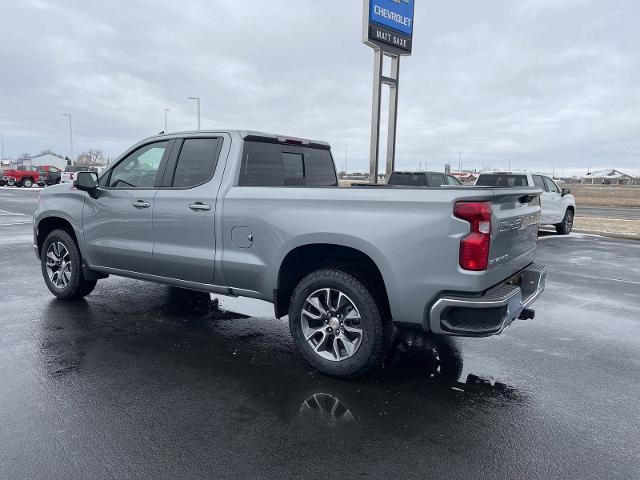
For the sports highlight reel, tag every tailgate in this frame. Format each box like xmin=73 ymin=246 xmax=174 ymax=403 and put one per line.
xmin=486 ymin=187 xmax=542 ymax=286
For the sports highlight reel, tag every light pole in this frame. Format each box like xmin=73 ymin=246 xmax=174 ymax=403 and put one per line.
xmin=458 ymin=152 xmax=463 ymax=173
xmin=61 ymin=113 xmax=74 ymax=161
xmin=164 ymin=108 xmax=170 ymax=132
xmin=188 ymin=97 xmax=201 ymax=130
xmin=344 ymin=144 xmax=348 ymax=174
xmin=0 ymin=131 xmax=4 ymax=161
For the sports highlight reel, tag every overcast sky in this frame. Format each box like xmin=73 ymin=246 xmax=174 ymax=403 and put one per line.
xmin=1 ymin=0 xmax=638 ymax=176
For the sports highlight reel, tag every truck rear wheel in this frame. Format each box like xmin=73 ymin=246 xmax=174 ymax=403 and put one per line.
xmin=289 ymin=268 xmax=390 ymax=378
xmin=41 ymin=229 xmax=97 ymax=300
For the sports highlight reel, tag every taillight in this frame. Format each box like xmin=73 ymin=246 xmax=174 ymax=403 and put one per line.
xmin=454 ymin=202 xmax=492 ymax=271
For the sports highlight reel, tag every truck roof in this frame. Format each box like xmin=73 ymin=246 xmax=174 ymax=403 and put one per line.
xmin=146 ymin=130 xmax=331 ymax=149
xmin=392 ymin=171 xmax=449 ymax=175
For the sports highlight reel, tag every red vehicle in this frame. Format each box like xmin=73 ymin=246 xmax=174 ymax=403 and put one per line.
xmin=35 ymin=165 xmax=63 ymax=186
xmin=2 ymin=166 xmax=40 ymax=188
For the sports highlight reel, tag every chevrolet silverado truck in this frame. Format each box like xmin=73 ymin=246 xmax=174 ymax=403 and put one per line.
xmin=476 ymin=171 xmax=576 ymax=235
xmin=3 ymin=166 xmax=40 ymax=188
xmin=33 ymin=130 xmax=547 ymax=378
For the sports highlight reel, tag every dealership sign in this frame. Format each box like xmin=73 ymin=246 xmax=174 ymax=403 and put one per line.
xmin=363 ymin=0 xmax=415 ymax=55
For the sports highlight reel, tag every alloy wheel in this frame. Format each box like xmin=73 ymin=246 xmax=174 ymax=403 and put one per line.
xmin=45 ymin=241 xmax=72 ymax=288
xmin=566 ymin=211 xmax=574 ymax=230
xmin=301 ymin=288 xmax=363 ymax=362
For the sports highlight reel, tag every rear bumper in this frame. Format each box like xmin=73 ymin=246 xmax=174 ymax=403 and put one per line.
xmin=427 ymin=263 xmax=547 ymax=337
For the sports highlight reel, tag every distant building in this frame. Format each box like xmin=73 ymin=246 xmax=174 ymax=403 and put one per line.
xmin=29 ymin=152 xmax=67 ymax=170
xmin=581 ymin=169 xmax=636 ymax=185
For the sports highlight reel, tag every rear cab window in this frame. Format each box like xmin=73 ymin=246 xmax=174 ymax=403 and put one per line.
xmin=532 ymin=175 xmax=546 ymax=190
xmin=476 ymin=174 xmax=529 ymax=187
xmin=388 ymin=173 xmax=427 ymax=186
xmin=239 ymin=141 xmax=337 ymax=187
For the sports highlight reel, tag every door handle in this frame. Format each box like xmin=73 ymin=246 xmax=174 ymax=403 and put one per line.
xmin=189 ymin=202 xmax=211 ymax=212
xmin=132 ymin=200 xmax=151 ymax=209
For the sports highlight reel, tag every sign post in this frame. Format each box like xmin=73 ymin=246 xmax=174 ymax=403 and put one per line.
xmin=363 ymin=0 xmax=415 ymax=183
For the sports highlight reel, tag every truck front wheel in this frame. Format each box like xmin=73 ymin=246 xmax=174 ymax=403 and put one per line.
xmin=22 ymin=178 xmax=34 ymax=188
xmin=289 ymin=268 xmax=390 ymax=378
xmin=555 ymin=209 xmax=574 ymax=235
xmin=41 ymin=229 xmax=97 ymax=300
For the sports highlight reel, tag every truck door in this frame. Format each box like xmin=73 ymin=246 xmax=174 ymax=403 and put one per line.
xmin=542 ymin=176 xmax=564 ymax=223
xmin=532 ymin=175 xmax=553 ymax=224
xmin=151 ymin=136 xmax=225 ymax=284
xmin=82 ymin=141 xmax=171 ymax=273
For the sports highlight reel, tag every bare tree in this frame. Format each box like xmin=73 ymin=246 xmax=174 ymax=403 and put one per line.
xmin=76 ymin=149 xmax=106 ymax=166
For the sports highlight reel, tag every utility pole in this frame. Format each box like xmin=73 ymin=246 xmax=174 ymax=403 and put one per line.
xmin=164 ymin=108 xmax=170 ymax=132
xmin=61 ymin=113 xmax=74 ymax=161
xmin=188 ymin=97 xmax=201 ymax=130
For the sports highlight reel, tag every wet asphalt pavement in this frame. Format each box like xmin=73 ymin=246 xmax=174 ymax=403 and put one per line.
xmin=1 ymin=188 xmax=639 ymax=479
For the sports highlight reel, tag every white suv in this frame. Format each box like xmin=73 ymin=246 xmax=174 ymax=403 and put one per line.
xmin=476 ymin=172 xmax=576 ymax=235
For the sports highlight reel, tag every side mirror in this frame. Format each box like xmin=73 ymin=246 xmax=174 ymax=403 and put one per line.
xmin=73 ymin=171 xmax=99 ymax=197
xmin=562 ymin=188 xmax=571 ymax=197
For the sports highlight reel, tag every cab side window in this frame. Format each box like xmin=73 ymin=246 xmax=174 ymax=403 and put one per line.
xmin=426 ymin=173 xmax=446 ymax=186
xmin=171 ymin=138 xmax=221 ymax=188
xmin=446 ymin=175 xmax=462 ymax=185
xmin=108 ymin=141 xmax=169 ymax=189
xmin=543 ymin=177 xmax=560 ymax=194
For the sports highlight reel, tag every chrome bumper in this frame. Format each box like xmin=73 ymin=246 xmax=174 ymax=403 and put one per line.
xmin=428 ymin=263 xmax=547 ymax=337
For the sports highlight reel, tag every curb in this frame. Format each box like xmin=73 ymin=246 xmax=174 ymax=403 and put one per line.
xmin=572 ymin=229 xmax=640 ymax=241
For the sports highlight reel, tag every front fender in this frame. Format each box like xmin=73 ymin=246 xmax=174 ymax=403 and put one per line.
xmin=34 ymin=186 xmax=87 ymax=258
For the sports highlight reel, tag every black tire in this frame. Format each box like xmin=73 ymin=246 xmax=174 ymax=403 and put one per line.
xmin=22 ymin=178 xmax=33 ymax=188
xmin=555 ymin=209 xmax=574 ymax=235
xmin=289 ymin=268 xmax=391 ymax=378
xmin=41 ymin=229 xmax=97 ymax=300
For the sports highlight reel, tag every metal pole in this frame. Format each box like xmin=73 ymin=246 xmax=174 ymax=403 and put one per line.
xmin=0 ymin=132 xmax=4 ymax=160
xmin=188 ymin=97 xmax=201 ymax=130
xmin=385 ymin=55 xmax=400 ymax=180
xmin=458 ymin=152 xmax=462 ymax=173
xmin=345 ymin=144 xmax=348 ymax=174
xmin=164 ymin=108 xmax=170 ymax=132
xmin=369 ymin=49 xmax=383 ymax=184
xmin=61 ymin=114 xmax=73 ymax=161
xmin=197 ymin=98 xmax=201 ymax=130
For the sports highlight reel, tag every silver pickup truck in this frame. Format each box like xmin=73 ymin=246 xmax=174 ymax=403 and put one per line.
xmin=34 ymin=130 xmax=547 ymax=378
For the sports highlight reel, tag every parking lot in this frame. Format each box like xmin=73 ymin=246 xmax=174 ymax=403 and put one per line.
xmin=1 ymin=188 xmax=639 ymax=479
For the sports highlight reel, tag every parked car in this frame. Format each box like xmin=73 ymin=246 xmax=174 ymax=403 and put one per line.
xmin=387 ymin=171 xmax=463 ymax=187
xmin=475 ymin=172 xmax=576 ymax=234
xmin=61 ymin=165 xmax=98 ymax=184
xmin=36 ymin=165 xmax=62 ymax=186
xmin=2 ymin=166 xmax=40 ymax=188
xmin=34 ymin=130 xmax=547 ymax=378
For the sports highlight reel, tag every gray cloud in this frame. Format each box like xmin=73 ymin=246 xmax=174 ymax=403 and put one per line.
xmin=1 ymin=0 xmax=638 ymax=176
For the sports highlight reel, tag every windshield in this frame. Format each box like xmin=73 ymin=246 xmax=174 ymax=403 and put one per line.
xmin=476 ymin=174 xmax=528 ymax=187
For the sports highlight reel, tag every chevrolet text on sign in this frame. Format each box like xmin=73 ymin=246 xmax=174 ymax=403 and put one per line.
xmin=364 ymin=0 xmax=415 ymax=55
